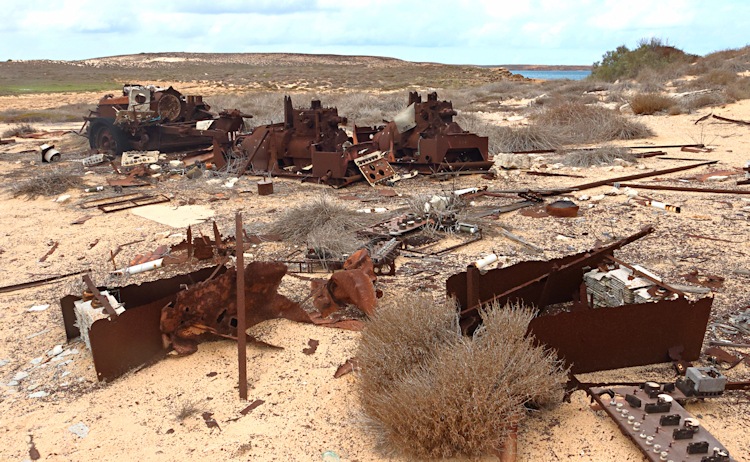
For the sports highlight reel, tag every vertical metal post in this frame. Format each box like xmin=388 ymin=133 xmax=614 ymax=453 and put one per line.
xmin=236 ymin=212 xmax=248 ymax=400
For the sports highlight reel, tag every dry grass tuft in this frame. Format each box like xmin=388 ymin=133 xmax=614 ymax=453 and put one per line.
xmin=533 ymin=101 xmax=653 ymax=144
xmin=2 ymin=123 xmax=36 ymax=138
xmin=9 ymin=170 xmax=87 ymax=199
xmin=174 ymin=398 xmax=200 ymax=421
xmin=629 ymin=93 xmax=675 ymax=115
xmin=357 ymin=297 xmax=568 ymax=459
xmin=269 ymin=194 xmax=371 ymax=258
xmin=563 ymin=146 xmax=634 ymax=167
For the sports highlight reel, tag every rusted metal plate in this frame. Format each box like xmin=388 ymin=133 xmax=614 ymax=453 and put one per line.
xmin=98 ymin=194 xmax=170 ymax=213
xmin=61 ymin=266 xmax=224 ymax=381
xmin=355 ymin=152 xmax=396 ymax=186
xmin=89 ymin=297 xmax=166 ymax=382
xmin=589 ymin=385 xmax=735 ymax=462
xmin=528 ymin=297 xmax=712 ymax=373
xmin=448 ymin=227 xmax=714 ymax=374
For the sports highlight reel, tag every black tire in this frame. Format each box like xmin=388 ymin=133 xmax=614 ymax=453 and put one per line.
xmin=89 ymin=121 xmax=130 ymax=155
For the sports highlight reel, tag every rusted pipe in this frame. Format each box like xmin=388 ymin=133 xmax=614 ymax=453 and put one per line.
xmin=616 ymin=183 xmax=750 ymax=195
xmin=236 ymin=212 xmax=248 ymax=401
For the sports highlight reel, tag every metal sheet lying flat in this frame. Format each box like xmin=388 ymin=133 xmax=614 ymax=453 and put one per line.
xmin=589 ymin=385 xmax=735 ymax=462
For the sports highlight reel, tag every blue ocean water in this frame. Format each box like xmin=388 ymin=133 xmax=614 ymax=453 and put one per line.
xmin=511 ymin=69 xmax=591 ymax=80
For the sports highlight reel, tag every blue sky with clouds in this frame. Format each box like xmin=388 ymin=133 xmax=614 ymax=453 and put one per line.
xmin=3 ymin=0 xmax=748 ymax=65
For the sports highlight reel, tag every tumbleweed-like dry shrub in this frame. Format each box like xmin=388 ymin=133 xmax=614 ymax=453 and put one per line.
xmin=563 ymin=145 xmax=635 ymax=167
xmin=494 ymin=125 xmax=563 ymax=152
xmin=533 ymin=101 xmax=653 ymax=144
xmin=1 ymin=123 xmax=36 ymax=138
xmin=455 ymin=113 xmax=562 ymax=153
xmin=357 ymin=297 xmax=568 ymax=459
xmin=269 ymin=194 xmax=371 ymax=258
xmin=9 ymin=170 xmax=87 ymax=199
xmin=629 ymin=93 xmax=675 ymax=115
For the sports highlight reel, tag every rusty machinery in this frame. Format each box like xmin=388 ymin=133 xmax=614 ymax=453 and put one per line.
xmin=353 ymin=91 xmax=493 ymax=173
xmin=85 ymin=84 xmax=249 ymax=155
xmin=227 ymin=92 xmax=492 ymax=186
xmin=224 ymin=96 xmax=362 ymax=186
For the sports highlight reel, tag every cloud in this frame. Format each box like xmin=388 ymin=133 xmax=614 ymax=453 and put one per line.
xmin=1 ymin=0 xmax=747 ymax=64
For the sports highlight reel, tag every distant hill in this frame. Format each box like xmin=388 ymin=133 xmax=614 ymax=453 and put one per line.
xmin=0 ymin=52 xmax=530 ymax=95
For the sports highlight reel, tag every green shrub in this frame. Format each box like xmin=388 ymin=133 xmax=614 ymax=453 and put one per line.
xmin=591 ymin=38 xmax=698 ymax=83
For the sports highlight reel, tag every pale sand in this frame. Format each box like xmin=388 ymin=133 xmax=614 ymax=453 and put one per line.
xmin=0 ymin=92 xmax=749 ymax=462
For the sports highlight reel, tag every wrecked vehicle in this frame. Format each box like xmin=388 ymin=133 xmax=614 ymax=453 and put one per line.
xmin=353 ymin=91 xmax=493 ymax=173
xmin=85 ymin=84 xmax=249 ymax=154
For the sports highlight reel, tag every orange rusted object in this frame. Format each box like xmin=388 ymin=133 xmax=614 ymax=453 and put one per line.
xmin=311 ymin=250 xmax=379 ymax=317
xmin=161 ymin=261 xmax=308 ymax=355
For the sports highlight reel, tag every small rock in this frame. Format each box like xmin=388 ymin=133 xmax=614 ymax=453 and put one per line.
xmin=577 ymin=195 xmax=590 ymax=201
xmin=0 ymin=359 xmax=9 ymax=367
xmin=27 ymin=383 xmax=39 ymax=391
xmin=637 ymin=164 xmax=647 ymax=170
xmin=30 ymin=357 xmax=44 ymax=366
xmin=68 ymin=423 xmax=89 ymax=438
xmin=13 ymin=371 xmax=29 ymax=381
xmin=54 ymin=194 xmax=71 ymax=203
xmin=28 ymin=391 xmax=48 ymax=399
xmin=612 ymin=165 xmax=624 ymax=171
xmin=61 ymin=371 xmax=71 ymax=377
xmin=590 ymin=194 xmax=606 ymax=202
xmin=7 ymin=380 xmax=19 ymax=387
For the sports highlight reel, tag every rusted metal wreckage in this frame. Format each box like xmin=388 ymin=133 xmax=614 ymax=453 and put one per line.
xmin=449 ymin=226 xmax=714 ymax=374
xmin=218 ymin=91 xmax=491 ymax=187
xmin=85 ymin=84 xmax=249 ymax=155
xmin=60 ymin=226 xmax=380 ymax=381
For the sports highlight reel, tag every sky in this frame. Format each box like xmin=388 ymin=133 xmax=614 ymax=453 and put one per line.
xmin=2 ymin=0 xmax=748 ymax=65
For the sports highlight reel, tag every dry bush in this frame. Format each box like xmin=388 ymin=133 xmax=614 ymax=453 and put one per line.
xmin=456 ymin=113 xmax=562 ymax=153
xmin=358 ymin=297 xmax=567 ymax=459
xmin=9 ymin=170 xmax=87 ymax=199
xmin=563 ymin=146 xmax=634 ymax=167
xmin=725 ymin=76 xmax=750 ymax=101
xmin=678 ymin=92 xmax=728 ymax=112
xmin=495 ymin=125 xmax=563 ymax=152
xmin=173 ymin=398 xmax=200 ymax=421
xmin=629 ymin=93 xmax=675 ymax=115
xmin=269 ymin=194 xmax=371 ymax=258
xmin=532 ymin=101 xmax=653 ymax=145
xmin=1 ymin=123 xmax=36 ymax=138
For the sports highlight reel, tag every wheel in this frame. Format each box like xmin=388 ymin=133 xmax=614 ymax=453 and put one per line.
xmin=90 ymin=123 xmax=129 ymax=155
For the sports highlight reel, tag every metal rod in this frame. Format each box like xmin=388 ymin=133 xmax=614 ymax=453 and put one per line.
xmin=568 ymin=160 xmax=718 ymax=192
xmin=236 ymin=212 xmax=248 ymax=401
xmin=82 ymin=274 xmax=118 ymax=319
xmin=616 ymin=183 xmax=750 ymax=195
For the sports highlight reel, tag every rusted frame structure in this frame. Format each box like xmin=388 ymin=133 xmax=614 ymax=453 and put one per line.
xmin=448 ymin=227 xmax=714 ymax=374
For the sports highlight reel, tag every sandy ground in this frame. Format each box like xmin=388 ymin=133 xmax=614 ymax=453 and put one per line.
xmin=0 ymin=91 xmax=749 ymax=462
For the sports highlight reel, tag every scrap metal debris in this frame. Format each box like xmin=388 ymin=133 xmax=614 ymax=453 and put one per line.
xmin=588 ymin=379 xmax=734 ymax=462
xmin=161 ymin=262 xmax=308 ymax=355
xmin=449 ymin=226 xmax=714 ymax=373
xmin=302 ymin=339 xmax=319 ymax=355
xmin=85 ymin=84 xmax=248 ymax=155
xmin=311 ymin=249 xmax=379 ymax=317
